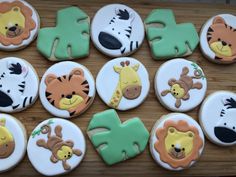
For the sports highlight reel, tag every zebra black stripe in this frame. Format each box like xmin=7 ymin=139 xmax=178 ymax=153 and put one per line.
xmin=23 ymin=97 xmax=28 ymax=108
xmin=130 ymin=41 xmax=133 ymax=51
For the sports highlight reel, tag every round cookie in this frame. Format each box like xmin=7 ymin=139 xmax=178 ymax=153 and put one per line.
xmin=0 ymin=57 xmax=39 ymax=113
xmin=39 ymin=61 xmax=95 ymax=118
xmin=27 ymin=118 xmax=86 ymax=176
xmin=150 ymin=113 xmax=205 ymax=171
xmin=0 ymin=0 xmax=40 ymax=51
xmin=96 ymin=57 xmax=150 ymax=111
xmin=199 ymin=91 xmax=236 ymax=146
xmin=91 ymin=4 xmax=144 ymax=57
xmin=155 ymin=58 xmax=207 ymax=112
xmin=0 ymin=114 xmax=27 ymax=172
xmin=200 ymin=14 xmax=236 ymax=64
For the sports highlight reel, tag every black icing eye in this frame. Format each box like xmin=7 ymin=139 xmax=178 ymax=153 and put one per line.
xmin=5 ymin=144 xmax=8 ymax=147
xmin=229 ymin=44 xmax=232 ymax=47
xmin=112 ymin=28 xmax=114 ymax=31
xmin=171 ymin=144 xmax=174 ymax=147
xmin=61 ymin=94 xmax=64 ymax=98
xmin=5 ymin=27 xmax=8 ymax=29
xmin=182 ymin=148 xmax=185 ymax=151
xmin=72 ymin=91 xmax=75 ymax=95
xmin=218 ymin=38 xmax=221 ymax=41
xmin=15 ymin=23 xmax=18 ymax=26
xmin=233 ymin=126 xmax=235 ymax=130
xmin=118 ymin=32 xmax=121 ymax=34
xmin=224 ymin=123 xmax=227 ymax=126
xmin=64 ymin=155 xmax=66 ymax=158
xmin=7 ymin=90 xmax=10 ymax=93
xmin=0 ymin=85 xmax=2 ymax=88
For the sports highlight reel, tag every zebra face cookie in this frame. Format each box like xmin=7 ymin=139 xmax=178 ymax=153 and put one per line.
xmin=39 ymin=61 xmax=95 ymax=118
xmin=91 ymin=4 xmax=144 ymax=57
xmin=0 ymin=114 xmax=27 ymax=172
xmin=200 ymin=14 xmax=236 ymax=64
xmin=96 ymin=57 xmax=150 ymax=111
xmin=155 ymin=59 xmax=207 ymax=112
xmin=27 ymin=118 xmax=86 ymax=176
xmin=200 ymin=91 xmax=236 ymax=146
xmin=0 ymin=57 xmax=39 ymax=113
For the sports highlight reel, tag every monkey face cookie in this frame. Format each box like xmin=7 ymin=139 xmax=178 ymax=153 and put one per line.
xmin=27 ymin=118 xmax=86 ymax=176
xmin=200 ymin=14 xmax=236 ymax=64
xmin=200 ymin=91 xmax=236 ymax=146
xmin=0 ymin=0 xmax=40 ymax=51
xmin=91 ymin=4 xmax=144 ymax=57
xmin=150 ymin=113 xmax=205 ymax=171
xmin=0 ymin=57 xmax=39 ymax=113
xmin=39 ymin=61 xmax=95 ymax=118
xmin=0 ymin=114 xmax=27 ymax=172
xmin=96 ymin=57 xmax=150 ymax=111
xmin=155 ymin=59 xmax=207 ymax=112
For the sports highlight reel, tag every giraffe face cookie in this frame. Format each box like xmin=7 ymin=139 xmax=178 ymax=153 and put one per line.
xmin=0 ymin=114 xmax=27 ymax=172
xmin=0 ymin=0 xmax=40 ymax=51
xmin=91 ymin=4 xmax=144 ymax=57
xmin=200 ymin=91 xmax=236 ymax=146
xmin=150 ymin=113 xmax=205 ymax=171
xmin=27 ymin=118 xmax=86 ymax=176
xmin=96 ymin=57 xmax=150 ymax=111
xmin=155 ymin=58 xmax=207 ymax=112
xmin=39 ymin=61 xmax=95 ymax=118
xmin=0 ymin=57 xmax=39 ymax=113
xmin=200 ymin=14 xmax=236 ymax=64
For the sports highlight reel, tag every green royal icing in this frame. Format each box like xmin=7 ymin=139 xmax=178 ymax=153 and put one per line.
xmin=37 ymin=7 xmax=90 ymax=61
xmin=31 ymin=119 xmax=54 ymax=138
xmin=144 ymin=9 xmax=199 ymax=60
xmin=87 ymin=109 xmax=149 ymax=165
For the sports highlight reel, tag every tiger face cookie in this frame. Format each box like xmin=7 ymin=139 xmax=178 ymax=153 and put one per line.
xmin=200 ymin=91 xmax=236 ymax=146
xmin=39 ymin=61 xmax=95 ymax=118
xmin=155 ymin=59 xmax=207 ymax=112
xmin=0 ymin=0 xmax=40 ymax=51
xmin=200 ymin=14 xmax=236 ymax=64
xmin=27 ymin=118 xmax=86 ymax=176
xmin=150 ymin=113 xmax=205 ymax=170
xmin=0 ymin=57 xmax=39 ymax=113
xmin=91 ymin=4 xmax=144 ymax=57
xmin=96 ymin=57 xmax=150 ymax=111
xmin=0 ymin=114 xmax=27 ymax=172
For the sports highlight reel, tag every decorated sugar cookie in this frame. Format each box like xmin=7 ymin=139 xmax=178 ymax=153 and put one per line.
xmin=200 ymin=14 xmax=236 ymax=64
xmin=87 ymin=109 xmax=149 ymax=165
xmin=155 ymin=59 xmax=207 ymax=112
xmin=199 ymin=91 xmax=236 ymax=146
xmin=37 ymin=6 xmax=90 ymax=61
xmin=144 ymin=9 xmax=199 ymax=60
xmin=0 ymin=114 xmax=27 ymax=172
xmin=91 ymin=4 xmax=144 ymax=57
xmin=27 ymin=118 xmax=85 ymax=176
xmin=96 ymin=57 xmax=150 ymax=111
xmin=0 ymin=0 xmax=40 ymax=51
xmin=39 ymin=61 xmax=95 ymax=118
xmin=0 ymin=57 xmax=39 ymax=113
xmin=150 ymin=113 xmax=204 ymax=170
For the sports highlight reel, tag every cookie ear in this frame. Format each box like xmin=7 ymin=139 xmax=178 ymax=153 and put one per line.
xmin=45 ymin=74 xmax=57 ymax=86
xmin=0 ymin=119 xmax=6 ymax=126
xmin=132 ymin=64 xmax=139 ymax=71
xmin=168 ymin=127 xmax=176 ymax=133
xmin=113 ymin=66 xmax=122 ymax=73
xmin=12 ymin=6 xmax=20 ymax=12
xmin=70 ymin=68 xmax=84 ymax=77
xmin=213 ymin=16 xmax=226 ymax=25
xmin=129 ymin=12 xmax=135 ymax=23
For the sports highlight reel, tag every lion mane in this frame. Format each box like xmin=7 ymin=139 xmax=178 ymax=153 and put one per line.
xmin=154 ymin=120 xmax=203 ymax=168
xmin=0 ymin=1 xmax=36 ymax=46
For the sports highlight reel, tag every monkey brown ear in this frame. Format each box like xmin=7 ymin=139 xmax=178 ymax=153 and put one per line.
xmin=168 ymin=78 xmax=176 ymax=86
xmin=213 ymin=16 xmax=226 ymax=25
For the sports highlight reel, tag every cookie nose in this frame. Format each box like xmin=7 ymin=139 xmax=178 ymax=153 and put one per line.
xmin=123 ymin=85 xmax=141 ymax=99
xmin=98 ymin=32 xmax=122 ymax=49
xmin=0 ymin=90 xmax=13 ymax=107
xmin=9 ymin=26 xmax=17 ymax=32
xmin=66 ymin=95 xmax=72 ymax=99
xmin=174 ymin=147 xmax=181 ymax=153
xmin=214 ymin=126 xmax=236 ymax=143
xmin=222 ymin=41 xmax=227 ymax=46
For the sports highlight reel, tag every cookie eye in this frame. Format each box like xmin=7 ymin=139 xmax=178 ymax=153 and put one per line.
xmin=61 ymin=94 xmax=64 ymax=98
xmin=224 ymin=123 xmax=227 ymax=126
xmin=218 ymin=38 xmax=221 ymax=41
xmin=229 ymin=44 xmax=232 ymax=47
xmin=15 ymin=23 xmax=18 ymax=26
xmin=182 ymin=148 xmax=185 ymax=151
xmin=64 ymin=155 xmax=66 ymax=158
xmin=0 ymin=85 xmax=2 ymax=88
xmin=112 ymin=28 xmax=114 ymax=31
xmin=118 ymin=32 xmax=121 ymax=34
xmin=7 ymin=90 xmax=10 ymax=93
xmin=5 ymin=27 xmax=8 ymax=29
xmin=72 ymin=91 xmax=76 ymax=95
xmin=233 ymin=126 xmax=235 ymax=130
xmin=171 ymin=144 xmax=174 ymax=147
xmin=5 ymin=144 xmax=8 ymax=147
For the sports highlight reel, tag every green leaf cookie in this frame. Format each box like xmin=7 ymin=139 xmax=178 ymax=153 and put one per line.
xmin=87 ymin=109 xmax=149 ymax=165
xmin=37 ymin=7 xmax=90 ymax=61
xmin=144 ymin=9 xmax=199 ymax=60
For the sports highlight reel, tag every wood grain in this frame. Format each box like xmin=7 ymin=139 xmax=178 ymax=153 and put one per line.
xmin=0 ymin=0 xmax=236 ymax=176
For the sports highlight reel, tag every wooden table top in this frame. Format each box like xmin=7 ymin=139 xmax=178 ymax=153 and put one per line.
xmin=0 ymin=0 xmax=236 ymax=176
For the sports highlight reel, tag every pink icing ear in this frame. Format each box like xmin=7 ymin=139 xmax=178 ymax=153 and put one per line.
xmin=21 ymin=66 xmax=29 ymax=78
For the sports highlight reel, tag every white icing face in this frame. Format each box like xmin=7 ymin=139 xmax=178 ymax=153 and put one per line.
xmin=200 ymin=14 xmax=236 ymax=64
xmin=0 ymin=0 xmax=40 ymax=51
xmin=155 ymin=58 xmax=207 ymax=112
xmin=199 ymin=91 xmax=236 ymax=146
xmin=150 ymin=113 xmax=205 ymax=171
xmin=27 ymin=118 xmax=86 ymax=176
xmin=91 ymin=4 xmax=144 ymax=57
xmin=39 ymin=61 xmax=96 ymax=118
xmin=96 ymin=57 xmax=150 ymax=111
xmin=0 ymin=57 xmax=39 ymax=113
xmin=0 ymin=113 xmax=27 ymax=172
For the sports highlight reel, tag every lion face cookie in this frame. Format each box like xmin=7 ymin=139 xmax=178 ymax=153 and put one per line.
xmin=0 ymin=0 xmax=40 ymax=51
xmin=200 ymin=14 xmax=236 ymax=64
xmin=150 ymin=113 xmax=205 ymax=170
xmin=27 ymin=118 xmax=86 ymax=176
xmin=39 ymin=61 xmax=95 ymax=118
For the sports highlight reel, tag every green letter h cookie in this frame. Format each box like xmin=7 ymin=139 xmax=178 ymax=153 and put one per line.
xmin=37 ymin=7 xmax=90 ymax=61
xmin=87 ymin=109 xmax=149 ymax=165
xmin=145 ymin=9 xmax=199 ymax=60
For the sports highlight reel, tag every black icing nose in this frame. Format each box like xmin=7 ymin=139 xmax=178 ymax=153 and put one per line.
xmin=0 ymin=90 xmax=13 ymax=107
xmin=66 ymin=95 xmax=72 ymax=99
xmin=98 ymin=32 xmax=122 ymax=49
xmin=222 ymin=41 xmax=227 ymax=46
xmin=9 ymin=26 xmax=17 ymax=32
xmin=174 ymin=147 xmax=181 ymax=153
xmin=214 ymin=126 xmax=236 ymax=143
